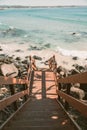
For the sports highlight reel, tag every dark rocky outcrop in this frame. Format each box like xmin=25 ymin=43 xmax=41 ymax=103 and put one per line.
xmin=28 ymin=45 xmax=42 ymax=51
xmin=72 ymin=64 xmax=85 ymax=72
xmin=72 ymin=57 xmax=78 ymax=60
xmin=15 ymin=49 xmax=23 ymax=52
xmin=57 ymin=66 xmax=68 ymax=77
xmin=72 ymin=32 xmax=76 ymax=35
xmin=15 ymin=57 xmax=21 ymax=61
xmin=80 ymin=84 xmax=87 ymax=100
xmin=33 ymin=55 xmax=42 ymax=61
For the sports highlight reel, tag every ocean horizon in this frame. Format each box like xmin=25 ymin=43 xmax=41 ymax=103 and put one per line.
xmin=0 ymin=7 xmax=87 ymax=59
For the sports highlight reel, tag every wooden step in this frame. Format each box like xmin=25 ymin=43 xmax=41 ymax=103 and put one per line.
xmin=4 ymin=125 xmax=75 ymax=130
xmin=8 ymin=118 xmax=70 ymax=126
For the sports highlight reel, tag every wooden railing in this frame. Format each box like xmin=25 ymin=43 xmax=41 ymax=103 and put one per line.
xmin=47 ymin=55 xmax=87 ymax=118
xmin=0 ymin=56 xmax=33 ymax=111
xmin=0 ymin=77 xmax=29 ymax=111
xmin=57 ymin=72 xmax=87 ymax=117
xmin=47 ymin=55 xmax=57 ymax=71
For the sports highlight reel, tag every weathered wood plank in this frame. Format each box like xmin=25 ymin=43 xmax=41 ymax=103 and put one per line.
xmin=0 ymin=89 xmax=29 ymax=110
xmin=0 ymin=76 xmax=29 ymax=85
xmin=57 ymin=90 xmax=87 ymax=117
xmin=57 ymin=72 xmax=87 ymax=83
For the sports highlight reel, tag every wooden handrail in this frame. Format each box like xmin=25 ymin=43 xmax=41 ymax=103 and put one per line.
xmin=57 ymin=71 xmax=87 ymax=117
xmin=57 ymin=72 xmax=87 ymax=83
xmin=0 ymin=76 xmax=29 ymax=85
xmin=0 ymin=56 xmax=32 ymax=111
xmin=47 ymin=55 xmax=57 ymax=71
xmin=0 ymin=89 xmax=28 ymax=110
xmin=0 ymin=55 xmax=33 ymax=85
xmin=57 ymin=90 xmax=87 ymax=117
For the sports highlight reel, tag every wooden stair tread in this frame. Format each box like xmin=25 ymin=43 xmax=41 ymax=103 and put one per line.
xmin=4 ymin=126 xmax=75 ymax=130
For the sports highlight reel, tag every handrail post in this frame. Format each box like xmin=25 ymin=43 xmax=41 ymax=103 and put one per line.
xmin=23 ymin=84 xmax=28 ymax=101
xmin=58 ymin=83 xmax=61 ymax=101
xmin=65 ymin=83 xmax=71 ymax=110
xmin=9 ymin=85 xmax=18 ymax=111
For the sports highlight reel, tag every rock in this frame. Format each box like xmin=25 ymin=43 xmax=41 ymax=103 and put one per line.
xmin=72 ymin=64 xmax=85 ymax=72
xmin=15 ymin=57 xmax=21 ymax=61
xmin=29 ymin=45 xmax=42 ymax=51
xmin=72 ymin=57 xmax=78 ymax=60
xmin=13 ymin=62 xmax=20 ymax=68
xmin=15 ymin=49 xmax=20 ymax=52
xmin=0 ymin=48 xmax=3 ymax=51
xmin=0 ymin=54 xmax=6 ymax=57
xmin=77 ymin=66 xmax=84 ymax=71
xmin=60 ymin=71 xmax=65 ymax=76
xmin=57 ymin=66 xmax=63 ymax=73
xmin=22 ymin=60 xmax=28 ymax=64
xmin=0 ymin=55 xmax=14 ymax=64
xmin=29 ymin=46 xmax=38 ymax=50
xmin=25 ymin=56 xmax=29 ymax=59
xmin=57 ymin=66 xmax=67 ymax=77
xmin=0 ymin=93 xmax=4 ymax=100
xmin=1 ymin=63 xmax=18 ymax=77
xmin=8 ymin=56 xmax=14 ymax=59
xmin=69 ymin=69 xmax=79 ymax=75
xmin=33 ymin=55 xmax=42 ymax=61
xmin=70 ymin=85 xmax=85 ymax=100
xmin=0 ymin=55 xmax=6 ymax=62
xmin=44 ymin=43 xmax=50 ymax=48
xmin=19 ymin=98 xmax=23 ymax=102
xmin=80 ymin=83 xmax=87 ymax=101
xmin=1 ymin=87 xmax=8 ymax=93
xmin=15 ymin=49 xmax=23 ymax=52
xmin=0 ymin=68 xmax=3 ymax=76
xmin=74 ymin=83 xmax=80 ymax=88
xmin=72 ymin=32 xmax=76 ymax=35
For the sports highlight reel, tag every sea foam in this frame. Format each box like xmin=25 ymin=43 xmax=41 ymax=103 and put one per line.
xmin=57 ymin=47 xmax=87 ymax=59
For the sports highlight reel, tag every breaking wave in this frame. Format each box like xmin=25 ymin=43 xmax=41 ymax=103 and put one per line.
xmin=57 ymin=47 xmax=87 ymax=59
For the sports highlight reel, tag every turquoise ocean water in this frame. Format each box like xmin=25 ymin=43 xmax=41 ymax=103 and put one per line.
xmin=0 ymin=7 xmax=87 ymax=58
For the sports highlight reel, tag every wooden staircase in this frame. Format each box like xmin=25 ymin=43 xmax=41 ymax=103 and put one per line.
xmin=0 ymin=56 xmax=87 ymax=130
xmin=2 ymin=70 xmax=75 ymax=130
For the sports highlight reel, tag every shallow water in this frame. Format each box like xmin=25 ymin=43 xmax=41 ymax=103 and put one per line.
xmin=0 ymin=7 xmax=87 ymax=58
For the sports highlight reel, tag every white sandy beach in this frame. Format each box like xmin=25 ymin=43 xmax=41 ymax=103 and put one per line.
xmin=24 ymin=49 xmax=87 ymax=70
xmin=0 ymin=44 xmax=87 ymax=70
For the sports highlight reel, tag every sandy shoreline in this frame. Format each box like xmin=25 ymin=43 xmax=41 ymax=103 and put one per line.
xmin=0 ymin=47 xmax=87 ymax=70
xmin=26 ymin=49 xmax=87 ymax=70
